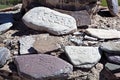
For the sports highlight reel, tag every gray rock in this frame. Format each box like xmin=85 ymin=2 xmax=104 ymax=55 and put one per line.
xmin=22 ymin=7 xmax=77 ymax=35
xmin=105 ymin=63 xmax=120 ymax=71
xmin=0 ymin=13 xmax=14 ymax=24
xmin=0 ymin=47 xmax=10 ymax=67
xmin=85 ymin=28 xmax=120 ymax=39
xmin=106 ymin=0 xmax=119 ymax=16
xmin=19 ymin=34 xmax=62 ymax=54
xmin=64 ymin=46 xmax=101 ymax=68
xmin=69 ymin=36 xmax=83 ymax=46
xmin=14 ymin=54 xmax=73 ymax=80
xmin=19 ymin=36 xmax=36 ymax=55
xmin=105 ymin=53 xmax=120 ymax=64
xmin=84 ymin=35 xmax=98 ymax=41
xmin=100 ymin=41 xmax=120 ymax=54
xmin=106 ymin=62 xmax=120 ymax=78
xmin=0 ymin=22 xmax=13 ymax=34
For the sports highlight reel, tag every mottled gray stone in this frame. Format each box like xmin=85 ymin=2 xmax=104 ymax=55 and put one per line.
xmin=22 ymin=7 xmax=77 ymax=35
xmin=14 ymin=54 xmax=73 ymax=80
xmin=55 ymin=9 xmax=91 ymax=26
xmin=19 ymin=36 xmax=36 ymax=55
xmin=0 ymin=22 xmax=13 ymax=34
xmin=64 ymin=46 xmax=101 ymax=68
xmin=86 ymin=28 xmax=120 ymax=39
xmin=0 ymin=47 xmax=10 ymax=67
xmin=100 ymin=41 xmax=120 ymax=54
xmin=106 ymin=0 xmax=119 ymax=16
xmin=105 ymin=63 xmax=120 ymax=71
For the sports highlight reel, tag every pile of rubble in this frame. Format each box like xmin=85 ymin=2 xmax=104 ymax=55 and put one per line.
xmin=0 ymin=0 xmax=120 ymax=80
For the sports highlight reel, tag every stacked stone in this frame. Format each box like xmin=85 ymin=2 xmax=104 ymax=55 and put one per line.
xmin=99 ymin=42 xmax=120 ymax=78
xmin=0 ymin=0 xmax=119 ymax=80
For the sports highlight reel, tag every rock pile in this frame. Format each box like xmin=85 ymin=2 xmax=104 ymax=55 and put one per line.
xmin=0 ymin=2 xmax=119 ymax=80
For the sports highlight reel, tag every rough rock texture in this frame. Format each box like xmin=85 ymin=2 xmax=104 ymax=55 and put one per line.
xmin=22 ymin=7 xmax=77 ymax=35
xmin=100 ymin=41 xmax=120 ymax=54
xmin=0 ymin=47 xmax=11 ymax=67
xmin=19 ymin=36 xmax=36 ymax=54
xmin=91 ymin=14 xmax=120 ymax=30
xmin=33 ymin=34 xmax=61 ymax=53
xmin=14 ymin=54 xmax=73 ymax=80
xmin=85 ymin=28 xmax=120 ymax=39
xmin=21 ymin=0 xmax=98 ymax=12
xmin=19 ymin=34 xmax=66 ymax=54
xmin=0 ymin=22 xmax=13 ymax=34
xmin=64 ymin=46 xmax=101 ymax=68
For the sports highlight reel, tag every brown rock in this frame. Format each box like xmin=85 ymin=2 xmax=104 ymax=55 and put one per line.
xmin=21 ymin=0 xmax=98 ymax=12
xmin=33 ymin=34 xmax=61 ymax=53
xmin=14 ymin=54 xmax=73 ymax=80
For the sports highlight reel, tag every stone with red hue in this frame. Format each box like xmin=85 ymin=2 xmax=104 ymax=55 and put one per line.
xmin=14 ymin=54 xmax=73 ymax=80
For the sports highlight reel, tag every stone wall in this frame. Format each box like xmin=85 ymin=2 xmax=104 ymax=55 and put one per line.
xmin=21 ymin=0 xmax=98 ymax=14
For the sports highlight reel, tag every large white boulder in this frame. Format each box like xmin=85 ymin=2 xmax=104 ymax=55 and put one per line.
xmin=22 ymin=7 xmax=77 ymax=35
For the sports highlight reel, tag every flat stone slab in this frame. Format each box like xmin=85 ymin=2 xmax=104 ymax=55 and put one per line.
xmin=85 ymin=28 xmax=120 ymax=39
xmin=22 ymin=7 xmax=77 ymax=35
xmin=100 ymin=41 xmax=120 ymax=54
xmin=22 ymin=0 xmax=98 ymax=11
xmin=55 ymin=9 xmax=91 ymax=26
xmin=106 ymin=0 xmax=119 ymax=16
xmin=105 ymin=63 xmax=120 ymax=78
xmin=33 ymin=34 xmax=61 ymax=53
xmin=0 ymin=22 xmax=13 ymax=34
xmin=14 ymin=54 xmax=73 ymax=80
xmin=19 ymin=34 xmax=62 ymax=54
xmin=64 ymin=46 xmax=101 ymax=68
xmin=105 ymin=53 xmax=120 ymax=64
xmin=0 ymin=47 xmax=11 ymax=67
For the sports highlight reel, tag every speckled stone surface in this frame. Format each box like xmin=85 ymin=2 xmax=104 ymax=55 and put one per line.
xmin=14 ymin=54 xmax=73 ymax=80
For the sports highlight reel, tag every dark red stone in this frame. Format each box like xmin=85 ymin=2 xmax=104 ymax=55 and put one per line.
xmin=14 ymin=54 xmax=73 ymax=80
xmin=55 ymin=9 xmax=91 ymax=26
